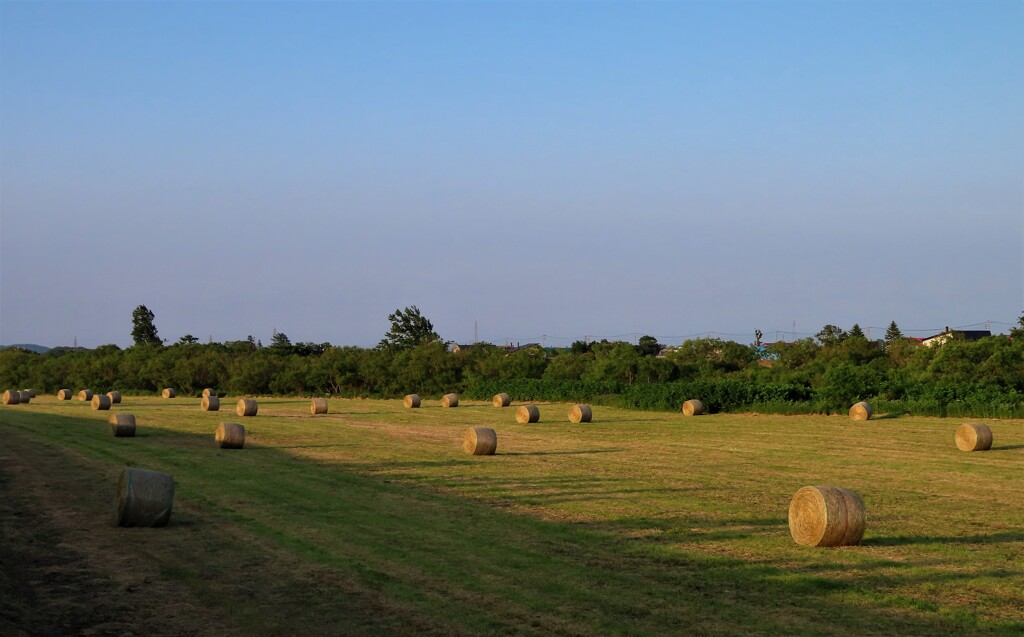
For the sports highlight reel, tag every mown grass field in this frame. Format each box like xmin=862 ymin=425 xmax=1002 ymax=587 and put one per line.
xmin=1 ymin=395 xmax=1022 ymax=636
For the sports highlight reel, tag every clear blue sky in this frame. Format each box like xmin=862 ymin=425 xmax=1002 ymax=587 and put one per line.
xmin=1 ymin=1 xmax=1021 ymax=348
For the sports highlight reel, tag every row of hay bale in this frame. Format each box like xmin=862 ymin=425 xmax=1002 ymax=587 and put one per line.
xmin=2 ymin=389 xmax=36 ymax=404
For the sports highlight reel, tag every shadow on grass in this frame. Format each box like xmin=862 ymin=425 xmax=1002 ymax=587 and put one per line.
xmin=864 ymin=532 xmax=1024 ymax=546
xmin=501 ymin=448 xmax=625 ymax=456
xmin=872 ymin=413 xmax=901 ymax=420
xmin=991 ymin=444 xmax=1024 ymax=451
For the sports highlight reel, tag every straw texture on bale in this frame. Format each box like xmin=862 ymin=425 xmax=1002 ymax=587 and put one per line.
xmin=17 ymin=391 xmax=31 ymax=404
xmin=91 ymin=394 xmax=111 ymax=411
xmin=682 ymin=399 xmax=705 ymax=416
xmin=403 ymin=394 xmax=421 ymax=408
xmin=58 ymin=389 xmax=72 ymax=400
xmin=161 ymin=388 xmax=176 ymax=399
xmin=216 ymin=422 xmax=246 ymax=449
xmin=106 ymin=391 xmax=122 ymax=404
xmin=955 ymin=423 xmax=993 ymax=452
xmin=441 ymin=393 xmax=459 ymax=408
xmin=201 ymin=396 xmax=220 ymax=412
xmin=849 ymin=401 xmax=872 ymax=421
xmin=463 ymin=427 xmax=497 ymax=456
xmin=78 ymin=389 xmax=93 ymax=401
xmin=516 ymin=404 xmax=540 ymax=424
xmin=311 ymin=397 xmax=328 ymax=415
xmin=202 ymin=388 xmax=216 ymax=398
xmin=114 ymin=468 xmax=174 ymax=527
xmin=788 ymin=486 xmax=866 ymax=548
xmin=492 ymin=393 xmax=511 ymax=408
xmin=109 ymin=413 xmax=137 ymax=437
xmin=236 ymin=398 xmax=258 ymax=417
xmin=24 ymin=389 xmax=37 ymax=398
xmin=569 ymin=404 xmax=593 ymax=423
xmin=2 ymin=390 xmax=19 ymax=405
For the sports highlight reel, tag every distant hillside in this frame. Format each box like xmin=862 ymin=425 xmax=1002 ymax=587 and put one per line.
xmin=0 ymin=343 xmax=51 ymax=354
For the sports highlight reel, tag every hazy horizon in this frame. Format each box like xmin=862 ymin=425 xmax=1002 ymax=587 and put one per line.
xmin=2 ymin=1 xmax=1021 ymax=349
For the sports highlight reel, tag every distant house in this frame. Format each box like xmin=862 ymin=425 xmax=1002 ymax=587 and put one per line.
xmin=921 ymin=327 xmax=992 ymax=348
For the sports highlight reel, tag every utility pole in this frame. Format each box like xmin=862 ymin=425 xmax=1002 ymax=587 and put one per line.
xmin=474 ymin=321 xmax=478 ymax=344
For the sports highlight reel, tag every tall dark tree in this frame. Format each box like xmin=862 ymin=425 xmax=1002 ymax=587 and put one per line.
xmin=131 ymin=305 xmax=161 ymax=346
xmin=270 ymin=330 xmax=292 ymax=352
xmin=1011 ymin=311 xmax=1024 ymax=339
xmin=177 ymin=334 xmax=200 ymax=345
xmin=815 ymin=324 xmax=847 ymax=346
xmin=635 ymin=335 xmax=662 ymax=357
xmin=379 ymin=306 xmax=440 ymax=350
xmin=848 ymin=324 xmax=866 ymax=339
xmin=884 ymin=321 xmax=904 ymax=344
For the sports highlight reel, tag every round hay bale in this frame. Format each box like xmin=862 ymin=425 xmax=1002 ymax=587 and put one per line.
xmin=78 ymin=389 xmax=93 ymax=401
xmin=92 ymin=394 xmax=111 ymax=411
xmin=17 ymin=391 xmax=31 ymax=404
xmin=236 ymin=398 xmax=258 ymax=417
xmin=310 ymin=397 xmax=328 ymax=415
xmin=201 ymin=395 xmax=220 ymax=412
xmin=202 ymin=388 xmax=216 ymax=398
xmin=955 ymin=423 xmax=993 ymax=452
xmin=161 ymin=388 xmax=176 ymax=399
xmin=109 ymin=413 xmax=137 ymax=437
xmin=569 ymin=404 xmax=592 ymax=423
xmin=849 ymin=401 xmax=872 ymax=421
xmin=682 ymin=399 xmax=705 ymax=416
xmin=114 ymin=468 xmax=174 ymax=528
xmin=2 ymin=390 xmax=20 ymax=405
xmin=106 ymin=391 xmax=122 ymax=404
xmin=516 ymin=404 xmax=540 ymax=424
xmin=57 ymin=389 xmax=72 ymax=400
xmin=216 ymin=422 xmax=245 ymax=449
xmin=788 ymin=486 xmax=866 ymax=547
xmin=25 ymin=389 xmax=37 ymax=398
xmin=403 ymin=394 xmax=421 ymax=408
xmin=463 ymin=427 xmax=497 ymax=455
xmin=441 ymin=393 xmax=459 ymax=408
xmin=492 ymin=393 xmax=511 ymax=408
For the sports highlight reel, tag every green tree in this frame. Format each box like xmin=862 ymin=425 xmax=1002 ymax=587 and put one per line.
xmin=379 ymin=306 xmax=440 ymax=350
xmin=177 ymin=334 xmax=200 ymax=345
xmin=131 ymin=305 xmax=161 ymax=346
xmin=815 ymin=324 xmax=846 ymax=346
xmin=635 ymin=335 xmax=662 ymax=357
xmin=1011 ymin=311 xmax=1024 ymax=339
xmin=884 ymin=321 xmax=903 ymax=344
xmin=848 ymin=324 xmax=866 ymax=340
xmin=270 ymin=330 xmax=293 ymax=354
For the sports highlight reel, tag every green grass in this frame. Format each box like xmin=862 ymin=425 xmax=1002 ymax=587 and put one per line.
xmin=1 ymin=396 xmax=1022 ymax=635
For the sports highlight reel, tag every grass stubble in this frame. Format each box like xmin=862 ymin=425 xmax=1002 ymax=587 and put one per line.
xmin=0 ymin=396 xmax=1021 ymax=636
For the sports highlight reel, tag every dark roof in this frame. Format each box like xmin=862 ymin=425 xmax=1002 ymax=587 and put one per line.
xmin=923 ymin=330 xmax=991 ymax=341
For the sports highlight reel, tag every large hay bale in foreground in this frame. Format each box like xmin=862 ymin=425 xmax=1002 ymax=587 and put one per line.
xmin=492 ymin=393 xmax=511 ymax=408
xmin=57 ymin=389 xmax=72 ymax=400
xmin=236 ymin=398 xmax=258 ymax=417
xmin=955 ymin=423 xmax=993 ymax=452
xmin=201 ymin=396 xmax=220 ymax=411
xmin=788 ymin=486 xmax=866 ymax=547
xmin=78 ymin=389 xmax=93 ymax=401
xmin=2 ymin=390 xmax=20 ymax=405
xmin=516 ymin=405 xmax=540 ymax=424
xmin=569 ymin=404 xmax=592 ymax=423
xmin=682 ymin=399 xmax=705 ymax=416
xmin=441 ymin=393 xmax=459 ymax=408
xmin=849 ymin=401 xmax=872 ymax=421
xmin=109 ymin=413 xmax=137 ymax=437
xmin=106 ymin=391 xmax=122 ymax=404
xmin=114 ymin=468 xmax=174 ymax=527
xmin=216 ymin=422 xmax=245 ymax=449
xmin=17 ymin=391 xmax=31 ymax=404
xmin=91 ymin=394 xmax=111 ymax=411
xmin=202 ymin=388 xmax=216 ymax=398
xmin=310 ymin=397 xmax=328 ymax=415
xmin=463 ymin=427 xmax=497 ymax=455
xmin=161 ymin=388 xmax=176 ymax=399
xmin=403 ymin=394 xmax=421 ymax=408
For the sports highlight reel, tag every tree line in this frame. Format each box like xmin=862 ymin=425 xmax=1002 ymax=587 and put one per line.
xmin=2 ymin=306 xmax=1022 ymax=418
